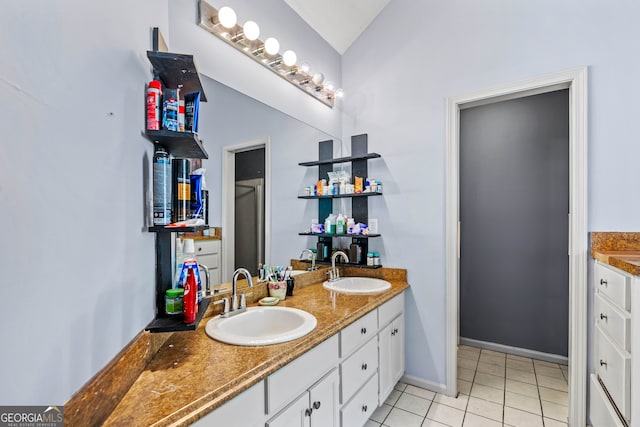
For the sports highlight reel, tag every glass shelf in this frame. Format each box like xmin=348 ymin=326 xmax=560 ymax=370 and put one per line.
xmin=299 ymin=233 xmax=380 ymax=238
xmin=298 ymin=152 xmax=381 ymax=167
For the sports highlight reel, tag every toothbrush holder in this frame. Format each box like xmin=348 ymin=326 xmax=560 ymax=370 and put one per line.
xmin=268 ymin=281 xmax=287 ymax=300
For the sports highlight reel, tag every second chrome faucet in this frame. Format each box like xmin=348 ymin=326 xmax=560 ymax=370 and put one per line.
xmin=327 ymin=250 xmax=349 ymax=282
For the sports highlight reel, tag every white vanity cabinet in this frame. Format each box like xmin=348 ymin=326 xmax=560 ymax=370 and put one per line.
xmin=193 ymin=291 xmax=406 ymax=427
xmin=590 ymin=261 xmax=638 ymax=427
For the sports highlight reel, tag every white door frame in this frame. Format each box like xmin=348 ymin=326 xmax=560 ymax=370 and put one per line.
xmin=445 ymin=67 xmax=588 ymax=426
xmin=221 ymin=138 xmax=271 ymax=283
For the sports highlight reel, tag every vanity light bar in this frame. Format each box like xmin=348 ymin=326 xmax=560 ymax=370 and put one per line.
xmin=197 ymin=0 xmax=342 ymax=108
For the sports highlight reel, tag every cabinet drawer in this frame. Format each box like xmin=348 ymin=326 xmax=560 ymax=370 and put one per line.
xmin=340 ymin=337 xmax=378 ymax=404
xmin=594 ymin=325 xmax=630 ymax=421
xmin=595 ymin=262 xmax=631 ymax=311
xmin=589 ymin=374 xmax=625 ymax=427
xmin=194 ymin=239 xmax=220 ymax=255
xmin=340 ymin=310 xmax=377 ymax=357
xmin=267 ymin=334 xmax=338 ymax=414
xmin=341 ymin=373 xmax=378 ymax=427
xmin=594 ymin=294 xmax=631 ymax=352
xmin=197 ymin=253 xmax=220 ymax=269
xmin=378 ymin=294 xmax=404 ymax=328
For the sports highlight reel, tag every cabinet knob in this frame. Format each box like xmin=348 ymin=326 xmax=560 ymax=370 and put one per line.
xmin=361 ymin=363 xmax=368 ymax=370
xmin=391 ymin=330 xmax=396 ymax=336
xmin=362 ymin=405 xmax=368 ymax=412
xmin=313 ymin=401 xmax=321 ymax=410
xmin=305 ymin=408 xmax=313 ymax=417
xmin=600 ymin=279 xmax=607 ymax=287
xmin=198 ymin=247 xmax=202 ymax=252
xmin=600 ymin=359 xmax=607 ymax=367
xmin=600 ymin=313 xmax=607 ymax=321
xmin=394 ymin=328 xmax=399 ymax=334
xmin=361 ymin=327 xmax=367 ymax=334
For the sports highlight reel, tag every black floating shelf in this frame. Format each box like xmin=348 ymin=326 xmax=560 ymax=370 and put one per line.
xmin=298 ymin=192 xmax=382 ymax=200
xmin=299 ymin=152 xmax=381 ymax=167
xmin=148 ymin=224 xmax=210 ymax=233
xmin=145 ymin=298 xmax=211 ymax=333
xmin=144 ymin=130 xmax=209 ymax=159
xmin=299 ymin=233 xmax=381 ymax=238
xmin=147 ymin=51 xmax=208 ymax=102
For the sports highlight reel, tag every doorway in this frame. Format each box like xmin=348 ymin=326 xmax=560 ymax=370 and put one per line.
xmin=459 ymin=89 xmax=569 ymax=359
xmin=234 ymin=149 xmax=265 ymax=277
xmin=445 ymin=68 xmax=588 ymax=426
xmin=222 ymin=138 xmax=271 ymax=283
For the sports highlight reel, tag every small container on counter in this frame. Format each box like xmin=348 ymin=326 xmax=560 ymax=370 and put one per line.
xmin=165 ymin=288 xmax=184 ymax=315
xmin=367 ymin=252 xmax=374 ymax=266
xmin=373 ymin=252 xmax=381 ymax=266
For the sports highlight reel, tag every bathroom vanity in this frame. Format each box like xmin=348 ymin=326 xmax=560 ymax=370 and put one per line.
xmin=89 ymin=267 xmax=408 ymax=426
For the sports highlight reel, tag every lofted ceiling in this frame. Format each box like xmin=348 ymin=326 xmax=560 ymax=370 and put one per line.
xmin=283 ymin=0 xmax=391 ymax=54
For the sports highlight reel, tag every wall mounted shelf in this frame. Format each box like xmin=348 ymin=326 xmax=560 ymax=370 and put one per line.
xmin=144 ymin=130 xmax=209 ymax=159
xmin=145 ymin=41 xmax=210 ymax=333
xmin=299 ymin=233 xmax=381 ymax=238
xmin=146 ymin=51 xmax=208 ymax=101
xmin=298 ymin=152 xmax=381 ymax=167
xmin=299 ymin=134 xmax=382 ymax=266
xmin=298 ymin=192 xmax=382 ymax=200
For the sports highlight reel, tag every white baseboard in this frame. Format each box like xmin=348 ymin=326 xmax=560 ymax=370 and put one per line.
xmin=460 ymin=337 xmax=569 ymax=365
xmin=400 ymin=374 xmax=447 ymax=395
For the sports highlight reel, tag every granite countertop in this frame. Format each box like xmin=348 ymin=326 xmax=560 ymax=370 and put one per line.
xmin=102 ymin=267 xmax=409 ymax=426
xmin=591 ymin=232 xmax=640 ymax=276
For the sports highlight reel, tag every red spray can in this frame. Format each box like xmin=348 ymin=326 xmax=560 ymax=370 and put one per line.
xmin=183 ymin=268 xmax=198 ymax=323
xmin=146 ymin=79 xmax=162 ymax=130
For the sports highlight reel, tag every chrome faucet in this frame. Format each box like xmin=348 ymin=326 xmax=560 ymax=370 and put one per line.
xmin=300 ymin=249 xmax=317 ymax=271
xmin=215 ymin=267 xmax=254 ymax=318
xmin=198 ymin=264 xmax=211 ymax=296
xmin=328 ymin=250 xmax=349 ymax=282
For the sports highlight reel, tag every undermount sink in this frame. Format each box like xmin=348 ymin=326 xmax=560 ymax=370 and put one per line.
xmin=323 ymin=277 xmax=392 ymax=295
xmin=205 ymin=306 xmax=317 ymax=346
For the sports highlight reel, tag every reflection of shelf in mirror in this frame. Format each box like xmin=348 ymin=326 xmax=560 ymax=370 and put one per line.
xmin=298 ymin=259 xmax=382 ymax=269
xmin=299 ymin=233 xmax=380 ymax=238
xmin=298 ymin=192 xmax=382 ymax=200
xmin=145 ymin=298 xmax=211 ymax=333
xmin=149 ymin=225 xmax=209 ymax=233
xmin=144 ymin=130 xmax=208 ymax=159
xmin=299 ymin=152 xmax=381 ymax=167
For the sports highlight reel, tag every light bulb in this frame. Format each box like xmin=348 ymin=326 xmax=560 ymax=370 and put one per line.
xmin=300 ymin=61 xmax=311 ymax=74
xmin=312 ymin=73 xmax=324 ymax=85
xmin=264 ymin=37 xmax=280 ymax=55
xmin=282 ymin=50 xmax=297 ymax=67
xmin=335 ymin=88 xmax=344 ymax=98
xmin=324 ymin=81 xmax=335 ymax=92
xmin=218 ymin=7 xmax=237 ymax=29
xmin=243 ymin=21 xmax=260 ymax=41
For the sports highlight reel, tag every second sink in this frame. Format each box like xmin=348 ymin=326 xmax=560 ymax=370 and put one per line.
xmin=323 ymin=277 xmax=392 ymax=294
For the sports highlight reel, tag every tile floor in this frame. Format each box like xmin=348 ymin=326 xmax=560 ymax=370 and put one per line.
xmin=366 ymin=345 xmax=569 ymax=427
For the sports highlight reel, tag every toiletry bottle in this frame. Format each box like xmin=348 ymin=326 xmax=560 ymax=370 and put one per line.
xmin=172 ymin=158 xmax=191 ymax=221
xmin=146 ymin=79 xmax=162 ymax=131
xmin=176 ymin=239 xmax=202 ymax=303
xmin=346 ymin=217 xmax=355 ymax=234
xmin=152 ymin=146 xmax=172 ymax=225
xmin=183 ymin=268 xmax=198 ymax=323
xmin=336 ymin=213 xmax=345 ymax=234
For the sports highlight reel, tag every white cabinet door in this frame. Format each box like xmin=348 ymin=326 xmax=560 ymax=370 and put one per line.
xmin=267 ymin=392 xmax=311 ymax=427
xmin=309 ymin=369 xmax=340 ymax=427
xmin=379 ymin=314 xmax=405 ymax=404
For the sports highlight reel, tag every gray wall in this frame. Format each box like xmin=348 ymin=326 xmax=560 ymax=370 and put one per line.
xmin=342 ymin=0 xmax=640 ymax=387
xmin=459 ymin=90 xmax=569 ymax=357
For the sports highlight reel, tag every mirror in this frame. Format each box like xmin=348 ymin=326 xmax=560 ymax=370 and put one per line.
xmin=187 ymin=75 xmax=335 ymax=289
